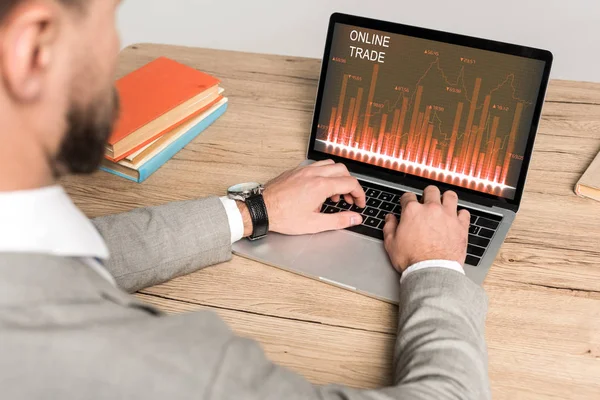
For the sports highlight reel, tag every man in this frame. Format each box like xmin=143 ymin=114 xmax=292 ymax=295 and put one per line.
xmin=0 ymin=0 xmax=490 ymax=399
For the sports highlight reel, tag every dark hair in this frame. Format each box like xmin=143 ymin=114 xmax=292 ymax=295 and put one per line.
xmin=0 ymin=0 xmax=81 ymax=23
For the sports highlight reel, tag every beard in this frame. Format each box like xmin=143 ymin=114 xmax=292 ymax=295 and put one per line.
xmin=53 ymin=88 xmax=119 ymax=176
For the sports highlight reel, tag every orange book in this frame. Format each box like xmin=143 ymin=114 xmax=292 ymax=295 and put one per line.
xmin=121 ymin=95 xmax=224 ymax=167
xmin=106 ymin=57 xmax=220 ymax=161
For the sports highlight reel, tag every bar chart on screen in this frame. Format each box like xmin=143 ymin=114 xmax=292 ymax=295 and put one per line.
xmin=315 ymin=24 xmax=546 ymax=199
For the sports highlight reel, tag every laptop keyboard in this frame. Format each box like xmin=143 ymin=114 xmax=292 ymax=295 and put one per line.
xmin=320 ymin=180 xmax=502 ymax=267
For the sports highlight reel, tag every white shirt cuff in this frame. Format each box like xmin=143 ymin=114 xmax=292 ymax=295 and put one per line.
xmin=219 ymin=197 xmax=244 ymax=244
xmin=400 ymin=260 xmax=465 ymax=284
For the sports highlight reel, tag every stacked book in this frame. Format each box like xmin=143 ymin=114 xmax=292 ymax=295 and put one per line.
xmin=102 ymin=57 xmax=228 ymax=182
xmin=575 ymin=150 xmax=600 ymax=202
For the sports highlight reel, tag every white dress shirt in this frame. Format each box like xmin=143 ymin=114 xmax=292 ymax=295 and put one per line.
xmin=0 ymin=187 xmax=462 ymax=287
xmin=0 ymin=186 xmax=115 ymax=285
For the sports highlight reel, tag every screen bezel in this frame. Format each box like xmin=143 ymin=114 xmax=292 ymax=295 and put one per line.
xmin=307 ymin=13 xmax=553 ymax=211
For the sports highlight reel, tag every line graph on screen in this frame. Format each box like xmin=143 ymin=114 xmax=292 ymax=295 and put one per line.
xmin=315 ymin=27 xmax=544 ymax=199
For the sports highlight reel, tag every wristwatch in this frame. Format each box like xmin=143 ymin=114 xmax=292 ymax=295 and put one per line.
xmin=227 ymin=182 xmax=269 ymax=241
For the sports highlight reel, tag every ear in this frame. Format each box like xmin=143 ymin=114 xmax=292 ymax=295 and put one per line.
xmin=1 ymin=2 xmax=59 ymax=103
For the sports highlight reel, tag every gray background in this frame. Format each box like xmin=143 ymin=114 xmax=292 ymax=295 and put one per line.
xmin=117 ymin=0 xmax=599 ymax=82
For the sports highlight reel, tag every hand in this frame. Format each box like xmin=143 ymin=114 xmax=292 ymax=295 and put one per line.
xmin=239 ymin=160 xmax=366 ymax=236
xmin=383 ymin=186 xmax=470 ymax=272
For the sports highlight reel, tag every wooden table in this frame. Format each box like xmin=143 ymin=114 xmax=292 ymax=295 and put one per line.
xmin=61 ymin=44 xmax=600 ymax=400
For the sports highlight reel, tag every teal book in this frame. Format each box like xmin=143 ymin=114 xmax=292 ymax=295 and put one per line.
xmin=101 ymin=100 xmax=228 ymax=183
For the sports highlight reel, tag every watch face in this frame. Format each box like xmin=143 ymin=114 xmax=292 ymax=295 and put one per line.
xmin=228 ymin=182 xmax=263 ymax=200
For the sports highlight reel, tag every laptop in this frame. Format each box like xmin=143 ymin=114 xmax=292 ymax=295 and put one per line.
xmin=233 ymin=13 xmax=553 ymax=303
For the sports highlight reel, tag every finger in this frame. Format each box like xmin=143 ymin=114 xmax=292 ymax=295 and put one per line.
xmin=458 ymin=209 xmax=471 ymax=228
xmin=322 ymin=176 xmax=366 ymax=208
xmin=442 ymin=190 xmax=459 ymax=213
xmin=310 ymin=163 xmax=351 ymax=178
xmin=400 ymin=192 xmax=418 ymax=210
xmin=344 ymin=194 xmax=354 ymax=205
xmin=423 ymin=186 xmax=441 ymax=204
xmin=331 ymin=195 xmax=341 ymax=203
xmin=382 ymin=213 xmax=398 ymax=241
xmin=312 ymin=211 xmax=362 ymax=232
xmin=307 ymin=159 xmax=335 ymax=168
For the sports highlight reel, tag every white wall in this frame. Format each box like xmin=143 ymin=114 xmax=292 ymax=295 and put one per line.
xmin=117 ymin=0 xmax=600 ymax=82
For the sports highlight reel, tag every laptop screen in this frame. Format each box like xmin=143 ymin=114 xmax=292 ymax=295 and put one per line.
xmin=312 ymin=20 xmax=549 ymax=202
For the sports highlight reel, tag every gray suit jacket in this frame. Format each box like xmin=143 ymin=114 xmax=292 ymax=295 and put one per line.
xmin=0 ymin=196 xmax=490 ymax=399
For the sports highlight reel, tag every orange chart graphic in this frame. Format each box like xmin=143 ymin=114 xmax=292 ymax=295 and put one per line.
xmin=317 ymin=62 xmax=528 ymax=196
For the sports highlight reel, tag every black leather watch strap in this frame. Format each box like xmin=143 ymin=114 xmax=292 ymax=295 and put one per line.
xmin=246 ymin=194 xmax=269 ymax=240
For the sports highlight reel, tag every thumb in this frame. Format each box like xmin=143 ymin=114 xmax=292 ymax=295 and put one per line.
xmin=312 ymin=211 xmax=363 ymax=232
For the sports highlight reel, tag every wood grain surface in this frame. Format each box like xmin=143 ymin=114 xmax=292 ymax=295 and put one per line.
xmin=60 ymin=43 xmax=600 ymax=400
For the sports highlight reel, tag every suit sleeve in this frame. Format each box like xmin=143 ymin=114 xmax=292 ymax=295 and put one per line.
xmin=201 ymin=268 xmax=490 ymax=400
xmin=385 ymin=267 xmax=491 ymax=399
xmin=91 ymin=196 xmax=232 ymax=293
xmin=93 ymin=199 xmax=490 ymax=398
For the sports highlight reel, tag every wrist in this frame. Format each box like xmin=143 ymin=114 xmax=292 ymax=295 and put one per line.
xmin=236 ymin=201 xmax=254 ymax=238
xmin=262 ymin=189 xmax=278 ymax=233
xmin=400 ymin=260 xmax=465 ymax=284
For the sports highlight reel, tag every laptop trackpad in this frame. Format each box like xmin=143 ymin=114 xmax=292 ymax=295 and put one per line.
xmin=232 ymin=229 xmax=401 ymax=303
xmin=291 ymin=230 xmax=401 ymax=303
